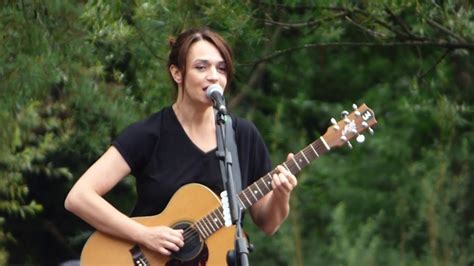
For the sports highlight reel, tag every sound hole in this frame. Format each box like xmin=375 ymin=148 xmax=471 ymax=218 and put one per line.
xmin=170 ymin=221 xmax=204 ymax=262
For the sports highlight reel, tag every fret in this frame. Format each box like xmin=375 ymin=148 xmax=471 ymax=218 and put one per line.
xmin=242 ymin=191 xmax=252 ymax=206
xmin=309 ymin=142 xmax=319 ymax=157
xmin=237 ymin=195 xmax=247 ymax=209
xmin=202 ymin=217 xmax=212 ymax=234
xmin=216 ymin=208 xmax=224 ymax=221
xmin=200 ymin=220 xmax=211 ymax=238
xmin=205 ymin=216 xmax=216 ymax=232
xmin=282 ymin=162 xmax=291 ymax=172
xmin=264 ymin=173 xmax=273 ymax=189
xmin=301 ymin=150 xmax=310 ymax=164
xmin=320 ymin=136 xmax=330 ymax=150
xmin=248 ymin=188 xmax=258 ymax=202
xmin=237 ymin=196 xmax=245 ymax=208
xmin=196 ymin=221 xmax=208 ymax=238
xmin=215 ymin=208 xmax=225 ymax=227
xmin=291 ymin=156 xmax=301 ymax=171
xmin=257 ymin=179 xmax=270 ymax=194
xmin=210 ymin=211 xmax=222 ymax=227
xmin=248 ymin=184 xmax=261 ymax=200
xmin=255 ymin=183 xmax=264 ymax=197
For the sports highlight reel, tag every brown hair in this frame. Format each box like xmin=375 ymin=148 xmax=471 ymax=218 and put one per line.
xmin=167 ymin=27 xmax=234 ymax=91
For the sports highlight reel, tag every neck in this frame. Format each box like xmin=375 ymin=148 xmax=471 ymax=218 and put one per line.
xmin=172 ymin=101 xmax=214 ymax=128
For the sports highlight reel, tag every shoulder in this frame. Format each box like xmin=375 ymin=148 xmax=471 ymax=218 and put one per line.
xmin=122 ymin=106 xmax=171 ymax=137
xmin=231 ymin=115 xmax=259 ymax=135
xmin=112 ymin=106 xmax=171 ymax=172
xmin=230 ymin=115 xmax=267 ymax=148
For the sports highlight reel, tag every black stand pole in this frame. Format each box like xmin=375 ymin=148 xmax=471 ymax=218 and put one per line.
xmin=214 ymin=111 xmax=249 ymax=266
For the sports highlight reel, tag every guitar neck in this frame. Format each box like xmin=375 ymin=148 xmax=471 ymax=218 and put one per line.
xmin=194 ymin=103 xmax=376 ymax=239
xmin=237 ymin=137 xmax=330 ymax=210
xmin=193 ymin=137 xmax=330 ymax=239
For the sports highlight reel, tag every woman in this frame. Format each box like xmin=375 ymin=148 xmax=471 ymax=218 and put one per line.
xmin=65 ymin=27 xmax=297 ymax=261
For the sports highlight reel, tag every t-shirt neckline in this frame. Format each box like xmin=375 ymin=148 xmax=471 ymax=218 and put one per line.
xmin=168 ymin=106 xmax=217 ymax=155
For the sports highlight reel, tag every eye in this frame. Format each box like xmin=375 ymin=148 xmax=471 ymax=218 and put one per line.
xmin=195 ymin=64 xmax=206 ymax=71
xmin=217 ymin=64 xmax=227 ymax=74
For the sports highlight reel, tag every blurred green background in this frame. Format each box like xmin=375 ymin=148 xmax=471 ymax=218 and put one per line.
xmin=1 ymin=1 xmax=473 ymax=265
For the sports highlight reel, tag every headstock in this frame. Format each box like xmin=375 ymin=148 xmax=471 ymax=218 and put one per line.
xmin=322 ymin=103 xmax=377 ymax=149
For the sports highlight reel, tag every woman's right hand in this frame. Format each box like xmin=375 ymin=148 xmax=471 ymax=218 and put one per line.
xmin=139 ymin=226 xmax=185 ymax=256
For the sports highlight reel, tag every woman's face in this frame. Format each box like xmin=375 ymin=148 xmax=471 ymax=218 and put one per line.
xmin=173 ymin=40 xmax=228 ymax=107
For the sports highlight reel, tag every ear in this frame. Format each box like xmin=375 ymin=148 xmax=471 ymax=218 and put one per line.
xmin=169 ymin=65 xmax=182 ymax=84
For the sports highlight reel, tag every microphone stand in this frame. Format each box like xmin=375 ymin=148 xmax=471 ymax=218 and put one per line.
xmin=214 ymin=109 xmax=250 ymax=266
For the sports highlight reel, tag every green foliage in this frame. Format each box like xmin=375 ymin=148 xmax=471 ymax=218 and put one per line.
xmin=1 ymin=0 xmax=473 ymax=265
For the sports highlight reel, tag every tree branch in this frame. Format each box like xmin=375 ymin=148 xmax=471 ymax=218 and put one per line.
xmin=384 ymin=6 xmax=424 ymax=41
xmin=245 ymin=41 xmax=474 ymax=66
xmin=345 ymin=15 xmax=387 ymax=38
xmin=263 ymin=12 xmax=347 ymax=29
xmin=426 ymin=18 xmax=466 ymax=43
xmin=229 ymin=28 xmax=283 ymax=109
xmin=134 ymin=26 xmax=166 ymax=62
xmin=417 ymin=49 xmax=452 ymax=80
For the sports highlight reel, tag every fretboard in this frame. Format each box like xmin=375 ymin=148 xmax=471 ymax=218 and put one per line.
xmin=192 ymin=137 xmax=330 ymax=240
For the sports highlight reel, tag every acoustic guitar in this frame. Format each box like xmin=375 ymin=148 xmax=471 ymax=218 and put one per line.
xmin=80 ymin=103 xmax=377 ymax=265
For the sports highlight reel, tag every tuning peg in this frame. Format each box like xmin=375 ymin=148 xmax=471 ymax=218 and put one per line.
xmin=341 ymin=110 xmax=349 ymax=118
xmin=356 ymin=134 xmax=365 ymax=143
xmin=330 ymin=118 xmax=340 ymax=130
xmin=344 ymin=117 xmax=351 ymax=124
xmin=347 ymin=141 xmax=353 ymax=149
xmin=340 ymin=135 xmax=348 ymax=142
xmin=352 ymin=104 xmax=361 ymax=116
xmin=361 ymin=122 xmax=375 ymax=135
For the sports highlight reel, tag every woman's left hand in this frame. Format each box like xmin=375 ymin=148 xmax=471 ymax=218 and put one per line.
xmin=271 ymin=153 xmax=298 ymax=198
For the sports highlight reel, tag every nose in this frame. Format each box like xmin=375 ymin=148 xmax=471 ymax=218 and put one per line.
xmin=207 ymin=66 xmax=219 ymax=82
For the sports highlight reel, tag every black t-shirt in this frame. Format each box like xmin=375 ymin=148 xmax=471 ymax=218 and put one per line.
xmin=112 ymin=106 xmax=272 ymax=217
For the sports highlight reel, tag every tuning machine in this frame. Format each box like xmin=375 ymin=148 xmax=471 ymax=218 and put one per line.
xmin=356 ymin=134 xmax=365 ymax=143
xmin=362 ymin=121 xmax=374 ymax=135
xmin=341 ymin=110 xmax=351 ymax=124
xmin=352 ymin=104 xmax=361 ymax=116
xmin=330 ymin=118 xmax=340 ymax=130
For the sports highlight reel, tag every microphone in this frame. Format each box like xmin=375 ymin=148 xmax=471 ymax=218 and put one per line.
xmin=206 ymin=84 xmax=227 ymax=114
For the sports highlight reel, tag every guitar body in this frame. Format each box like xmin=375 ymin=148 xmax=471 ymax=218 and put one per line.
xmin=81 ymin=183 xmax=236 ymax=265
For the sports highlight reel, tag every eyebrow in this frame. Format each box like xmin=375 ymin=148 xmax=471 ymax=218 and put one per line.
xmin=192 ymin=59 xmax=226 ymax=65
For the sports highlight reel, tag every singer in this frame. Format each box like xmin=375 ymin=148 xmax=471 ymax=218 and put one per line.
xmin=65 ymin=27 xmax=297 ymax=265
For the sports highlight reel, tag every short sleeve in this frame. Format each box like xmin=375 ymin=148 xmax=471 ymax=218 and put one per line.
xmin=112 ymin=113 xmax=162 ymax=174
xmin=247 ymin=122 xmax=272 ymax=182
xmin=234 ymin=116 xmax=273 ymax=186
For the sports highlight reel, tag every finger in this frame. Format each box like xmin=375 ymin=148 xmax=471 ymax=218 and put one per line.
xmin=159 ymin=247 xmax=171 ymax=256
xmin=272 ymin=174 xmax=288 ymax=194
xmin=278 ymin=174 xmax=292 ymax=192
xmin=170 ymin=229 xmax=184 ymax=240
xmin=288 ymin=174 xmax=297 ymax=187
xmin=278 ymin=169 xmax=296 ymax=192
xmin=278 ymin=165 xmax=297 ymax=188
xmin=277 ymin=165 xmax=291 ymax=176
xmin=287 ymin=153 xmax=294 ymax=160
xmin=163 ymin=239 xmax=181 ymax=252
xmin=272 ymin=173 xmax=281 ymax=189
xmin=168 ymin=235 xmax=185 ymax=247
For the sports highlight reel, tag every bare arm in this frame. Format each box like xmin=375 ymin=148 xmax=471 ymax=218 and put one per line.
xmin=249 ymin=153 xmax=298 ymax=235
xmin=64 ymin=146 xmax=183 ymax=255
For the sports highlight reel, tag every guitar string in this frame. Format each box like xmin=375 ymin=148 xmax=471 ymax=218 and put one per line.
xmin=179 ymin=140 xmax=324 ymax=243
xmin=177 ymin=140 xmax=326 ymax=246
